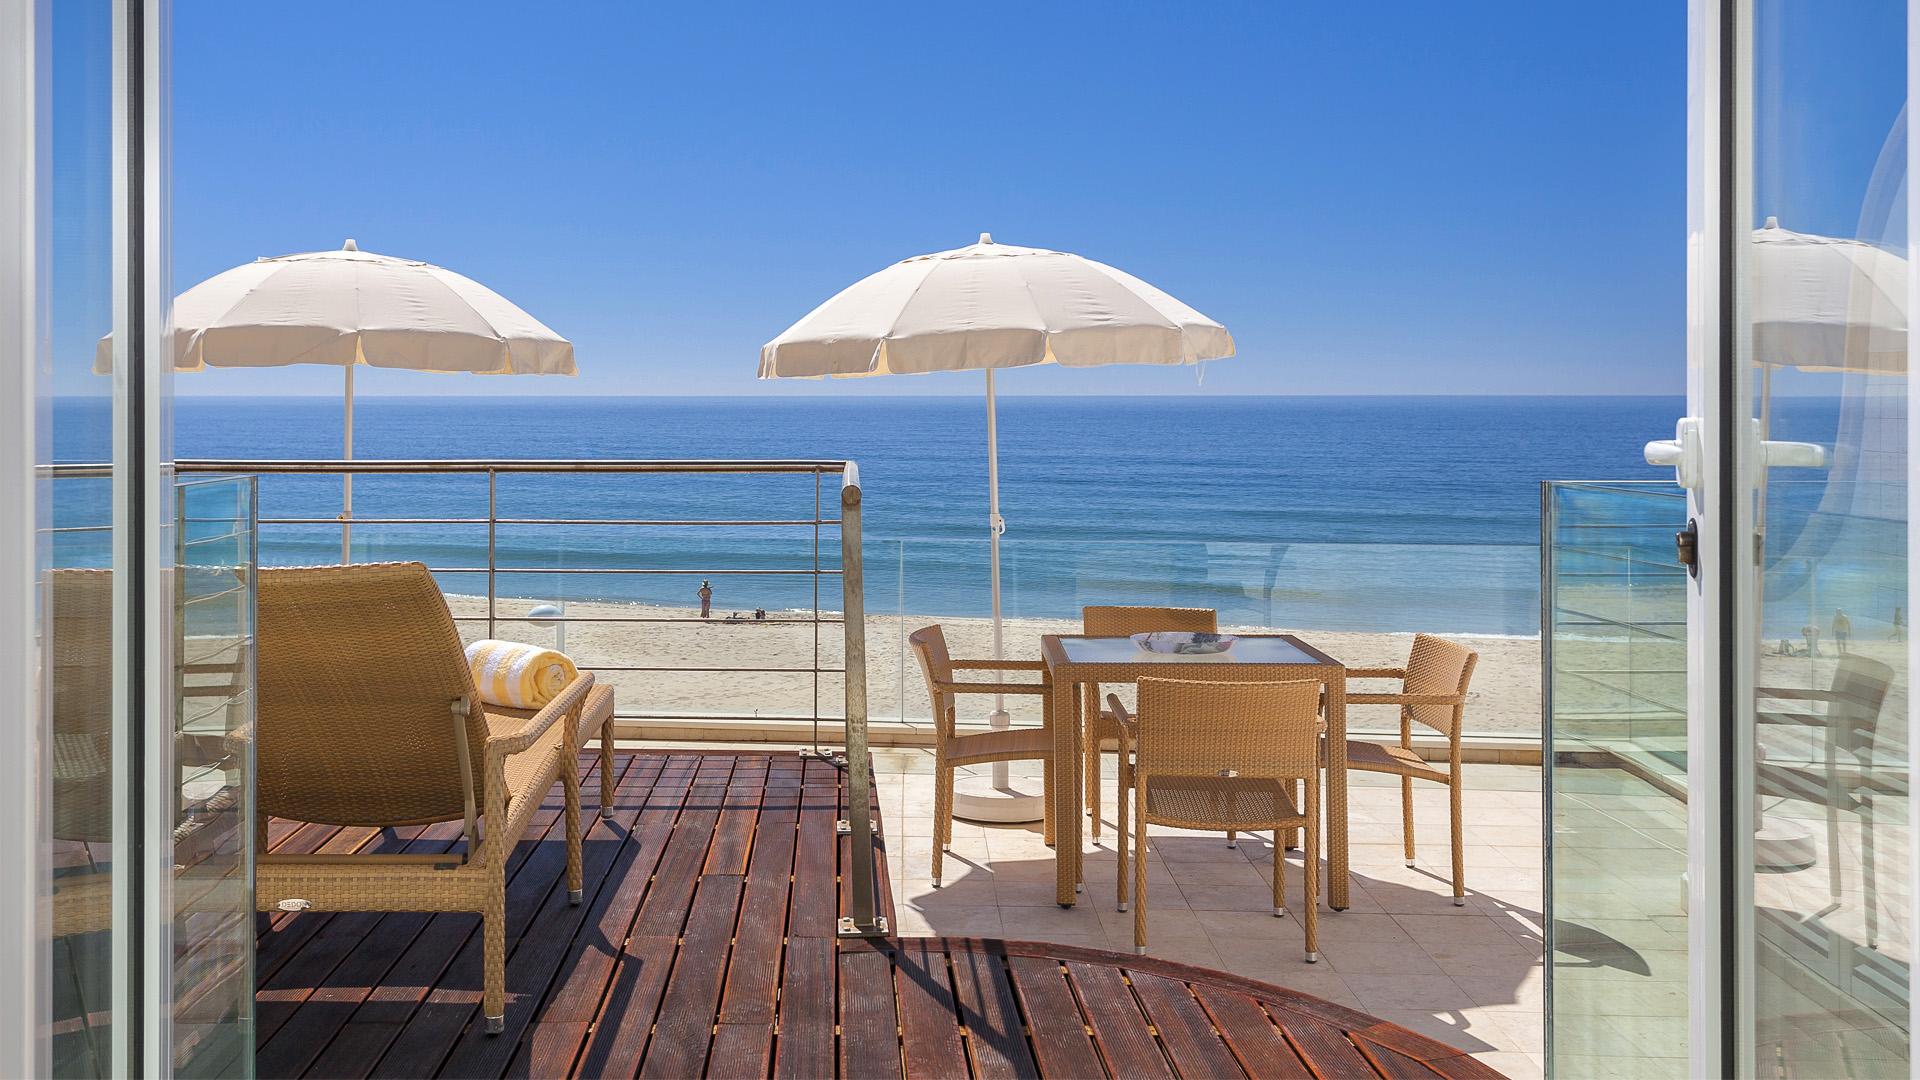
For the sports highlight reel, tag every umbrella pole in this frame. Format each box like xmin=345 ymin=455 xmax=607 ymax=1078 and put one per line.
xmin=986 ymin=369 xmax=1009 ymax=783
xmin=341 ymin=364 xmax=354 ymax=564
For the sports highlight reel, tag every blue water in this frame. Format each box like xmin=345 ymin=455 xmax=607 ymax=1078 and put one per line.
xmin=60 ymin=395 xmax=1703 ymax=632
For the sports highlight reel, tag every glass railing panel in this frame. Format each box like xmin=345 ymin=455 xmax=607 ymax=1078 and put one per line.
xmin=1543 ymin=480 xmax=1689 ymax=1077
xmin=172 ymin=475 xmax=257 ymax=1077
xmin=878 ymin=536 xmax=1542 ymax=738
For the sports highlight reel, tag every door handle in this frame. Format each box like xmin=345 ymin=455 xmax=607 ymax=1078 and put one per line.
xmin=1645 ymin=417 xmax=1828 ymax=490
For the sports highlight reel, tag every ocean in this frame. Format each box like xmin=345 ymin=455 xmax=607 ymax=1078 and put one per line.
xmin=57 ymin=394 xmax=1750 ymax=633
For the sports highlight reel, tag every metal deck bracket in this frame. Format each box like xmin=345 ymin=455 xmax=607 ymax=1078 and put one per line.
xmin=838 ymin=915 xmax=889 ymax=938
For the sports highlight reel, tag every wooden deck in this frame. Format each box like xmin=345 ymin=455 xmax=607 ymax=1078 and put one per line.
xmin=255 ymin=751 xmax=1502 ymax=1078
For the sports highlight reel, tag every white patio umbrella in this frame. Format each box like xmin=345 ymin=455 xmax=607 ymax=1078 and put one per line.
xmin=760 ymin=233 xmax=1234 ymax=818
xmin=97 ymin=239 xmax=574 ymax=559
xmin=1753 ymin=216 xmax=1907 ymax=378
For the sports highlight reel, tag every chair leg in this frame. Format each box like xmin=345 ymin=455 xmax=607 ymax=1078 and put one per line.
xmin=1401 ymin=775 xmax=1416 ymax=867
xmin=1227 ymin=829 xmax=1237 ymax=848
xmin=563 ymin=760 xmax=584 ymax=904
xmin=932 ymin=766 xmax=951 ymax=887
xmin=1288 ymin=780 xmax=1302 ymax=849
xmin=1133 ymin=798 xmax=1149 ymax=954
xmin=1272 ymin=827 xmax=1286 ymax=918
xmin=1303 ymin=789 xmax=1320 ymax=963
xmin=482 ymin=901 xmax=507 ymax=1033
xmin=1449 ymin=776 xmax=1465 ymax=906
xmin=1084 ymin=688 xmax=1101 ymax=839
xmin=1116 ymin=762 xmax=1131 ymax=912
xmin=1042 ymin=758 xmax=1055 ymax=848
xmin=598 ymin=717 xmax=616 ymax=820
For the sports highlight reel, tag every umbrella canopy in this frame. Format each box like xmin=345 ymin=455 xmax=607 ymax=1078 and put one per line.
xmin=96 ymin=239 xmax=574 ymax=375
xmin=1753 ymin=217 xmax=1907 ymax=374
xmin=759 ymin=234 xmax=1233 ymax=377
xmin=759 ymin=234 xmax=1233 ymax=821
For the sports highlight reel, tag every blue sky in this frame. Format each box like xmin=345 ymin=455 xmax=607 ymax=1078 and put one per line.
xmin=166 ymin=2 xmax=1689 ymax=398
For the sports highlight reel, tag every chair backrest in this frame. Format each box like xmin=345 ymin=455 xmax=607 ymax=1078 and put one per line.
xmin=908 ymin=625 xmax=957 ymax=738
xmin=1828 ymin=656 xmax=1894 ymax=746
xmin=1134 ymin=677 xmax=1322 ymax=783
xmin=1404 ymin=633 xmax=1479 ymax=737
xmin=1083 ymin=605 xmax=1217 ymax=637
xmin=49 ymin=570 xmax=114 ymax=844
xmin=257 ymin=562 xmax=490 ymax=829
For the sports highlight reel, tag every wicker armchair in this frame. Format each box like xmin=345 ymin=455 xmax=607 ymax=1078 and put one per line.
xmin=908 ymin=625 xmax=1055 ymax=887
xmin=1340 ymin=633 xmax=1478 ymax=905
xmin=1080 ymin=606 xmax=1218 ymax=839
xmin=253 ymin=562 xmax=615 ymax=1034
xmin=1112 ymin=678 xmax=1322 ymax=960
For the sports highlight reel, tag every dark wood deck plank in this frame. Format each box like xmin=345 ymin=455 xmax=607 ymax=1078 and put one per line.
xmin=947 ymin=945 xmax=1037 ymax=1080
xmin=1191 ymin=983 xmax=1312 ymax=1080
xmin=1066 ymin=961 xmax=1173 ymax=1079
xmin=839 ymin=946 xmax=903 ymax=1080
xmin=772 ymin=936 xmax=836 ymax=1079
xmin=248 ymin=752 xmax=1499 ymax=1080
xmin=642 ymin=875 xmax=746 ymax=1078
xmin=894 ymin=939 xmax=966 ymax=1080
xmin=1269 ymin=1007 xmax=1381 ymax=1080
xmin=1127 ymin=969 xmax=1246 ymax=1079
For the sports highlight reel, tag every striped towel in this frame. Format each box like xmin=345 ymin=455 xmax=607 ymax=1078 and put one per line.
xmin=464 ymin=639 xmax=580 ymax=709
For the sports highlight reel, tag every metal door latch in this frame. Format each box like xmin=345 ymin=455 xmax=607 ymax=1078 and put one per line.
xmin=1675 ymin=519 xmax=1700 ymax=578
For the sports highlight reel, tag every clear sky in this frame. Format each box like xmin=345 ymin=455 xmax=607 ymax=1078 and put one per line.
xmin=168 ymin=2 xmax=1688 ymax=398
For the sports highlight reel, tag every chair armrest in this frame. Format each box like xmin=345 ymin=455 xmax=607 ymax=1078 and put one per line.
xmin=486 ymin=673 xmax=595 ymax=758
xmin=952 ymin=658 xmax=1049 ymax=673
xmin=1105 ymin=695 xmax=1136 ymax=747
xmin=1345 ymin=667 xmax=1407 ymax=680
xmin=936 ymin=680 xmax=1051 ymax=696
xmin=1756 ymin=686 xmax=1836 ymax=701
xmin=1346 ymin=691 xmax=1465 ymax=706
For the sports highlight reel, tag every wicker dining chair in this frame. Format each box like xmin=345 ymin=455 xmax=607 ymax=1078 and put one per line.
xmin=1340 ymin=633 xmax=1479 ymax=905
xmin=1111 ymin=677 xmax=1322 ymax=960
xmin=252 ymin=562 xmax=615 ymax=1034
xmin=908 ymin=625 xmax=1055 ymax=887
xmin=1080 ymin=606 xmax=1218 ymax=840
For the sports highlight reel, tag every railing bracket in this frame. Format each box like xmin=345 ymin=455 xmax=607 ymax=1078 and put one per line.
xmin=837 ymin=915 xmax=889 ymax=938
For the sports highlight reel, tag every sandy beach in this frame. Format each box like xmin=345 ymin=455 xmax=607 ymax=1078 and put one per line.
xmin=448 ymin=595 xmax=1543 ymax=738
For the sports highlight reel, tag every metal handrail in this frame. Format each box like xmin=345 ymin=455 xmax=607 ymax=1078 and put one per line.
xmin=160 ymin=456 xmax=883 ymax=937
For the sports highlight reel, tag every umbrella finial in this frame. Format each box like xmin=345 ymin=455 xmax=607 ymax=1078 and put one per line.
xmin=343 ymin=238 xmax=359 ymax=251
xmin=1763 ymin=216 xmax=1779 ymax=230
xmin=979 ymin=232 xmax=993 ymax=245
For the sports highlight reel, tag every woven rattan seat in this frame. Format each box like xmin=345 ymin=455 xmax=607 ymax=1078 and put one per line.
xmin=252 ymin=562 xmax=614 ymax=1034
xmin=1340 ymin=633 xmax=1478 ymax=906
xmin=909 ymin=625 xmax=1056 ymax=886
xmin=1337 ymin=739 xmax=1446 ymax=781
xmin=1140 ymin=775 xmax=1303 ymax=831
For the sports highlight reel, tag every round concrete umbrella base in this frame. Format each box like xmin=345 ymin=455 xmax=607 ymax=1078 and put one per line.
xmin=953 ymin=772 xmax=1048 ymax=824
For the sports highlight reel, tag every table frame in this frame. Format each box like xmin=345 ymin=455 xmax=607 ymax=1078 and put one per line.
xmin=1040 ymin=633 xmax=1351 ymax=910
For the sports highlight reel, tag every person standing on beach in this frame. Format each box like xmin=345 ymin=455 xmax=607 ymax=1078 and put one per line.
xmin=1894 ymin=607 xmax=1906 ymax=642
xmin=698 ymin=579 xmax=713 ymax=619
xmin=1801 ymin=623 xmax=1821 ymax=657
xmin=1833 ymin=608 xmax=1851 ymax=654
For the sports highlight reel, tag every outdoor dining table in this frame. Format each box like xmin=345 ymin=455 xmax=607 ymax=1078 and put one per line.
xmin=1040 ymin=633 xmax=1353 ymax=910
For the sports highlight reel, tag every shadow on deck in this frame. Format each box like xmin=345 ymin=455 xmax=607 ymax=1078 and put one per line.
xmin=255 ymin=750 xmax=1501 ymax=1078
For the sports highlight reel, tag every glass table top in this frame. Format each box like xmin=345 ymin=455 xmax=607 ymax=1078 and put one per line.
xmin=1053 ymin=634 xmax=1332 ymax=666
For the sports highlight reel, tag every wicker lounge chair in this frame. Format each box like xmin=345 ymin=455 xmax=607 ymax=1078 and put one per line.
xmin=252 ymin=562 xmax=614 ymax=1034
xmin=1340 ymin=633 xmax=1479 ymax=905
xmin=908 ymin=625 xmax=1055 ymax=887
xmin=1080 ymin=606 xmax=1218 ymax=839
xmin=1111 ymin=677 xmax=1322 ymax=959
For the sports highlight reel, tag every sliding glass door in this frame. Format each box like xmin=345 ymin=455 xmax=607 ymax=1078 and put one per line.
xmin=6 ymin=0 xmax=254 ymax=1075
xmin=1675 ymin=1 xmax=1912 ymax=1075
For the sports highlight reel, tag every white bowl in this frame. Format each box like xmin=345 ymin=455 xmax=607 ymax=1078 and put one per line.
xmin=1130 ymin=631 xmax=1236 ymax=655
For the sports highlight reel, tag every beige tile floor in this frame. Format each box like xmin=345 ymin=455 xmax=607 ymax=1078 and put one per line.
xmin=872 ymin=749 xmax=1547 ymax=1080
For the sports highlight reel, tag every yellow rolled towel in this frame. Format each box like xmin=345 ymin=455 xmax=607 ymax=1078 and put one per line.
xmin=464 ymin=639 xmax=580 ymax=709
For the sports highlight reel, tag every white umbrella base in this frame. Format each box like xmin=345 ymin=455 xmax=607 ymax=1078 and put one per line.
xmin=952 ymin=774 xmax=1048 ymax=824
